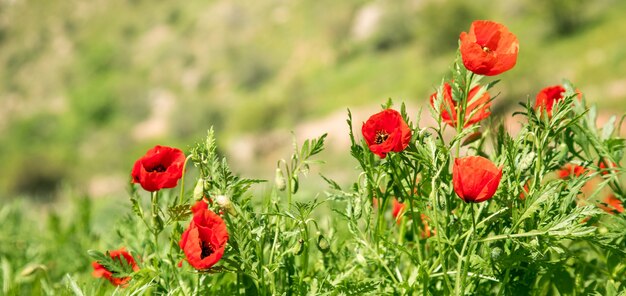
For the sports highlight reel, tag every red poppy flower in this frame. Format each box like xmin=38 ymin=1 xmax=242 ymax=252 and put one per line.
xmin=179 ymin=205 xmax=229 ymax=270
xmin=598 ymin=195 xmax=624 ymax=214
xmin=131 ymin=145 xmax=186 ymax=192
xmin=519 ymin=182 xmax=530 ymax=200
xmin=453 ymin=156 xmax=502 ymax=203
xmin=534 ymin=85 xmax=566 ymax=116
xmin=419 ymin=214 xmax=434 ymax=239
xmin=557 ymin=164 xmax=587 ymax=179
xmin=459 ymin=20 xmax=519 ymax=76
xmin=391 ymin=198 xmax=434 ymax=238
xmin=599 ymin=160 xmax=618 ymax=176
xmin=191 ymin=199 xmax=209 ymax=213
xmin=92 ymin=248 xmax=139 ymax=287
xmin=430 ymin=82 xmax=491 ymax=128
xmin=392 ymin=198 xmax=406 ymax=221
xmin=534 ymin=85 xmax=583 ymax=116
xmin=362 ymin=109 xmax=412 ymax=159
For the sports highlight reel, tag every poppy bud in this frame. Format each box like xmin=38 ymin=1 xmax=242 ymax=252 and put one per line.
xmin=518 ymin=152 xmax=535 ymax=172
xmin=193 ymin=178 xmax=204 ymax=201
xmin=490 ymin=247 xmax=502 ymax=261
xmin=453 ymin=156 xmax=503 ymax=203
xmin=530 ymin=238 xmax=539 ymax=248
xmin=430 ymin=84 xmax=491 ymax=129
xmin=215 ymin=195 xmax=236 ymax=216
xmin=353 ymin=195 xmax=362 ymax=219
xmin=275 ymin=168 xmax=286 ymax=191
xmin=291 ymin=176 xmax=299 ymax=194
xmin=316 ymin=233 xmax=330 ymax=254
xmin=292 ymin=239 xmax=304 ymax=255
xmin=355 ymin=249 xmax=367 ymax=266
xmin=555 ymin=143 xmax=568 ymax=162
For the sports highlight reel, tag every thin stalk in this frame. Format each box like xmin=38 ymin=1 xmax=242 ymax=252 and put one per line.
xmin=454 ymin=227 xmax=472 ymax=295
xmin=497 ymin=267 xmax=511 ymax=296
xmin=429 ymin=164 xmax=453 ymax=292
xmin=407 ymin=198 xmax=424 ymax=265
xmin=479 ymin=230 xmax=546 ymax=243
xmin=397 ymin=215 xmax=406 ymax=244
xmin=299 ymin=220 xmax=310 ymax=285
xmin=455 ymin=72 xmax=475 ymax=157
xmin=454 ymin=203 xmax=476 ymax=295
xmin=375 ymin=197 xmax=389 ymax=250
xmin=151 ymin=191 xmax=160 ymax=245
xmin=178 ymin=155 xmax=193 ymax=205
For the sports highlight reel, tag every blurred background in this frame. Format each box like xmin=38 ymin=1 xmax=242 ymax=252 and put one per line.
xmin=1 ymin=0 xmax=625 ymax=203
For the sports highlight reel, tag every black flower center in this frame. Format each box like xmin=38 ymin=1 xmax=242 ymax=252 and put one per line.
xmin=146 ymin=164 xmax=167 ymax=173
xmin=375 ymin=131 xmax=389 ymax=144
xmin=200 ymin=241 xmax=214 ymax=259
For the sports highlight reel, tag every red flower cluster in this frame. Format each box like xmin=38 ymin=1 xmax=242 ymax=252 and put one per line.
xmin=557 ymin=163 xmax=587 ymax=179
xmin=362 ymin=109 xmax=412 ymax=159
xmin=131 ymin=145 xmax=186 ymax=192
xmin=599 ymin=160 xmax=618 ymax=176
xmin=460 ymin=20 xmax=519 ymax=76
xmin=430 ymin=82 xmax=491 ymax=128
xmin=392 ymin=198 xmax=406 ymax=221
xmin=92 ymin=248 xmax=139 ymax=287
xmin=598 ymin=195 xmax=624 ymax=215
xmin=179 ymin=199 xmax=229 ymax=270
xmin=453 ymin=156 xmax=502 ymax=203
xmin=391 ymin=199 xmax=433 ymax=238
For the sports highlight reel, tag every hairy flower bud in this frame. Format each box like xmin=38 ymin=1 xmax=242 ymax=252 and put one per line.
xmin=518 ymin=152 xmax=535 ymax=172
xmin=491 ymin=247 xmax=502 ymax=261
xmin=292 ymin=239 xmax=304 ymax=255
xmin=215 ymin=195 xmax=236 ymax=216
xmin=193 ymin=178 xmax=204 ymax=201
xmin=316 ymin=233 xmax=330 ymax=254
xmin=275 ymin=168 xmax=286 ymax=191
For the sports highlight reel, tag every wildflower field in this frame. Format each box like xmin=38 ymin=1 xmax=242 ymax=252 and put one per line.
xmin=0 ymin=0 xmax=626 ymax=295
xmin=2 ymin=5 xmax=626 ymax=296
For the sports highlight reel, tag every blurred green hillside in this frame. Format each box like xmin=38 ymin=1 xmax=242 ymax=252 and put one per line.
xmin=1 ymin=0 xmax=625 ymax=199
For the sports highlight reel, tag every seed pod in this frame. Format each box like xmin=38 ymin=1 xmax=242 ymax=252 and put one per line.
xmin=193 ymin=178 xmax=204 ymax=201
xmin=275 ymin=168 xmax=286 ymax=191
xmin=316 ymin=233 xmax=330 ymax=254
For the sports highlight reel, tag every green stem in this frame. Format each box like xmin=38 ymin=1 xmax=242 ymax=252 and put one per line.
xmin=299 ymin=220 xmax=310 ymax=285
xmin=408 ymin=198 xmax=424 ymax=264
xmin=151 ymin=191 xmax=160 ymax=257
xmin=454 ymin=227 xmax=472 ymax=295
xmin=455 ymin=72 xmax=475 ymax=157
xmin=397 ymin=214 xmax=406 ymax=244
xmin=454 ymin=203 xmax=476 ymax=295
xmin=428 ymin=164 xmax=453 ymax=292
xmin=497 ymin=268 xmax=511 ymax=295
xmin=479 ymin=230 xmax=547 ymax=243
xmin=178 ymin=155 xmax=193 ymax=205
xmin=375 ymin=197 xmax=389 ymax=250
